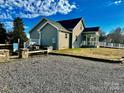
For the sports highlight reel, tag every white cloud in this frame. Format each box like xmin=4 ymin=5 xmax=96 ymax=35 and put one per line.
xmin=24 ymin=25 xmax=29 ymax=29
xmin=107 ymin=0 xmax=123 ymax=6
xmin=3 ymin=22 xmax=13 ymax=30
xmin=114 ymin=0 xmax=122 ymax=5
xmin=0 ymin=0 xmax=76 ymax=30
xmin=0 ymin=0 xmax=76 ymax=20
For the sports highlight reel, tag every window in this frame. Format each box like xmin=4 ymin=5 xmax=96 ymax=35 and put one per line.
xmin=65 ymin=34 xmax=68 ymax=38
xmin=52 ymin=38 xmax=56 ymax=43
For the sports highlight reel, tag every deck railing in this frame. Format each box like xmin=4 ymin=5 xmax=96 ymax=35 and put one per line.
xmin=0 ymin=44 xmax=13 ymax=50
xmin=81 ymin=41 xmax=98 ymax=47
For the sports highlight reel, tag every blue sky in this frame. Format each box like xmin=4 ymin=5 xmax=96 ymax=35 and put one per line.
xmin=0 ymin=0 xmax=124 ymax=35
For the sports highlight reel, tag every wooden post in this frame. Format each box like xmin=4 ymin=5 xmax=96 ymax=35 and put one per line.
xmin=19 ymin=48 xmax=29 ymax=58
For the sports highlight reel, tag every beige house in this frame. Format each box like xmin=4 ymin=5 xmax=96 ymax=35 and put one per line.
xmin=29 ymin=17 xmax=100 ymax=50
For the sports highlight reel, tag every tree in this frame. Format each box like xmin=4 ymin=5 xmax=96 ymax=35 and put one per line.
xmin=7 ymin=31 xmax=14 ymax=44
xmin=107 ymin=27 xmax=124 ymax=43
xmin=0 ymin=23 xmax=7 ymax=44
xmin=13 ymin=17 xmax=28 ymax=47
xmin=99 ymin=30 xmax=106 ymax=42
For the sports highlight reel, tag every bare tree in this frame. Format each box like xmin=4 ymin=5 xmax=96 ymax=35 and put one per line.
xmin=107 ymin=27 xmax=124 ymax=43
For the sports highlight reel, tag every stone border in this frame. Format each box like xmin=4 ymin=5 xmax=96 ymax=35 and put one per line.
xmin=0 ymin=49 xmax=10 ymax=62
xmin=49 ymin=52 xmax=122 ymax=64
xmin=19 ymin=48 xmax=29 ymax=59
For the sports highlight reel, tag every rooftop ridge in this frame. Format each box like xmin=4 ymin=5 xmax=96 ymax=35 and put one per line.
xmin=57 ymin=17 xmax=82 ymax=22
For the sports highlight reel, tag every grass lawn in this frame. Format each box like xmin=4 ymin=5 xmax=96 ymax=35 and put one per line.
xmin=53 ymin=48 xmax=124 ymax=61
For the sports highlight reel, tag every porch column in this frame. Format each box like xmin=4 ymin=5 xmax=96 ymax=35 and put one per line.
xmin=96 ymin=35 xmax=99 ymax=48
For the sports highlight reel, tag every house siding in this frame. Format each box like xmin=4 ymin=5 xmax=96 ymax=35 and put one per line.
xmin=72 ymin=20 xmax=84 ymax=48
xmin=30 ymin=30 xmax=39 ymax=39
xmin=58 ymin=31 xmax=70 ymax=50
xmin=30 ymin=19 xmax=47 ymax=39
xmin=40 ymin=23 xmax=58 ymax=49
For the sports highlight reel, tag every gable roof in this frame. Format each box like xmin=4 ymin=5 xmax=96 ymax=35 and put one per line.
xmin=29 ymin=17 xmax=88 ymax=33
xmin=83 ymin=27 xmax=100 ymax=32
xmin=57 ymin=17 xmax=83 ymax=31
xmin=29 ymin=18 xmax=47 ymax=33
xmin=29 ymin=18 xmax=71 ymax=33
xmin=47 ymin=18 xmax=68 ymax=32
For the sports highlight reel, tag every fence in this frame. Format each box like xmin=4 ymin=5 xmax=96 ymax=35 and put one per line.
xmin=99 ymin=42 xmax=124 ymax=48
xmin=81 ymin=41 xmax=124 ymax=48
xmin=0 ymin=44 xmax=13 ymax=50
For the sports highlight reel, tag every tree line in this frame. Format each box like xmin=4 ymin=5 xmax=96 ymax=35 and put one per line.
xmin=100 ymin=27 xmax=124 ymax=44
xmin=0 ymin=17 xmax=28 ymax=45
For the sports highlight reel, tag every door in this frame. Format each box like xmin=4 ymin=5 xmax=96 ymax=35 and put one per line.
xmin=69 ymin=33 xmax=72 ymax=48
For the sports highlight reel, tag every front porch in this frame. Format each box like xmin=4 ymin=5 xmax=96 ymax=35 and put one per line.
xmin=81 ymin=32 xmax=99 ymax=48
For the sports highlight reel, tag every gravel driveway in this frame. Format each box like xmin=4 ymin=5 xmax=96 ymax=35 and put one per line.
xmin=0 ymin=55 xmax=124 ymax=93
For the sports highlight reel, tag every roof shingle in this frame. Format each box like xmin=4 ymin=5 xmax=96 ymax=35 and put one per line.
xmin=84 ymin=27 xmax=99 ymax=32
xmin=57 ymin=17 xmax=82 ymax=31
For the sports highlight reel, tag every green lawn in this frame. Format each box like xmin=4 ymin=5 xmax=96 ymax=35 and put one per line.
xmin=53 ymin=48 xmax=124 ymax=61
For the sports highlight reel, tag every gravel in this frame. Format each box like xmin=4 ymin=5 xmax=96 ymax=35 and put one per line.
xmin=0 ymin=55 xmax=124 ymax=93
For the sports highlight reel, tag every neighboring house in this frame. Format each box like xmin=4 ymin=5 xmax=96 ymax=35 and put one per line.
xmin=29 ymin=17 xmax=100 ymax=50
